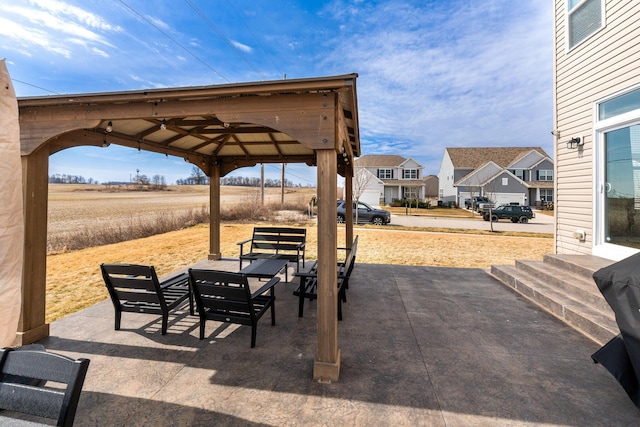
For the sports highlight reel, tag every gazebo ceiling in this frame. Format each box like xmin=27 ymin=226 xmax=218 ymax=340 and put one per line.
xmin=18 ymin=74 xmax=360 ymax=177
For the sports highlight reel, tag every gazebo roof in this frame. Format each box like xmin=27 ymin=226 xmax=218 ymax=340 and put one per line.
xmin=18 ymin=73 xmax=360 ymax=176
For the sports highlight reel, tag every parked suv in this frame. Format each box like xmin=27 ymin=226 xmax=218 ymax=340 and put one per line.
xmin=483 ymin=205 xmax=534 ymax=223
xmin=337 ymin=200 xmax=391 ymax=225
xmin=464 ymin=196 xmax=490 ymax=210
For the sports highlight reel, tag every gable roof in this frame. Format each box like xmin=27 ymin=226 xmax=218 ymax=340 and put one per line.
xmin=446 ymin=147 xmax=550 ymax=169
xmin=355 ymin=155 xmax=407 ymax=167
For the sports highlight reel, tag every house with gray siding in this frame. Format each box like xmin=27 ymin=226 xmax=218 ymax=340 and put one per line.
xmin=353 ymin=155 xmax=425 ymax=205
xmin=438 ymin=147 xmax=553 ymax=207
xmin=553 ymin=0 xmax=640 ymax=261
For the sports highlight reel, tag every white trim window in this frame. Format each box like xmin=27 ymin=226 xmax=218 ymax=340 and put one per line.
xmin=378 ymin=169 xmax=392 ymax=179
xmin=403 ymin=169 xmax=418 ymax=179
xmin=538 ymin=170 xmax=553 ymax=181
xmin=567 ymin=0 xmax=604 ymax=49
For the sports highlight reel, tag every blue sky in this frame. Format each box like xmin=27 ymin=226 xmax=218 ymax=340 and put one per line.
xmin=1 ymin=0 xmax=553 ymax=185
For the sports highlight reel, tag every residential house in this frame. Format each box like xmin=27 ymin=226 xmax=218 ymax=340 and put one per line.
xmin=353 ymin=155 xmax=425 ymax=205
xmin=554 ymin=0 xmax=640 ymax=261
xmin=423 ymin=174 xmax=439 ymax=200
xmin=438 ymin=147 xmax=554 ymax=207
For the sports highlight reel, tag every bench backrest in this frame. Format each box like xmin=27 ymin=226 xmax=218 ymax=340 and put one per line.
xmin=0 ymin=348 xmax=90 ymax=426
xmin=101 ymin=264 xmax=166 ymax=312
xmin=251 ymin=227 xmax=306 ymax=253
xmin=188 ymin=269 xmax=256 ymax=324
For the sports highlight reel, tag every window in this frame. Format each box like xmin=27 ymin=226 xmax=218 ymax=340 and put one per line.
xmin=403 ymin=169 xmax=418 ymax=179
xmin=378 ymin=169 xmax=392 ymax=179
xmin=538 ymin=170 xmax=553 ymax=181
xmin=568 ymin=0 xmax=603 ymax=49
xmin=599 ymin=87 xmax=640 ymax=120
xmin=540 ymin=189 xmax=553 ymax=203
xmin=512 ymin=169 xmax=525 ymax=180
xmin=403 ymin=187 xmax=418 ymax=199
xmin=502 ymin=178 xmax=508 ymax=186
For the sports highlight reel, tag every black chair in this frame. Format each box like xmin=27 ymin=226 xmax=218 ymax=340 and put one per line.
xmin=0 ymin=347 xmax=90 ymax=426
xmin=188 ymin=269 xmax=279 ymax=348
xmin=101 ymin=264 xmax=193 ymax=335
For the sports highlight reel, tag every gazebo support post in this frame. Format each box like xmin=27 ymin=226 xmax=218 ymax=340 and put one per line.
xmin=314 ymin=149 xmax=340 ymax=382
xmin=208 ymin=162 xmax=221 ymax=260
xmin=16 ymin=148 xmax=49 ymax=345
xmin=344 ymin=166 xmax=353 ymax=249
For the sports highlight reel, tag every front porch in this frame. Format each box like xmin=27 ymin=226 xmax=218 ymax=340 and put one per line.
xmin=34 ymin=259 xmax=638 ymax=425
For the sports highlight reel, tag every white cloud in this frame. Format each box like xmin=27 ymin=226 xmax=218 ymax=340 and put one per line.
xmin=231 ymin=40 xmax=253 ymax=53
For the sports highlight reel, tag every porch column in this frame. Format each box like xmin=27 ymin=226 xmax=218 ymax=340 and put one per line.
xmin=17 ymin=148 xmax=50 ymax=345
xmin=208 ymin=163 xmax=221 ymax=260
xmin=344 ymin=168 xmax=353 ymax=249
xmin=314 ymin=149 xmax=340 ymax=382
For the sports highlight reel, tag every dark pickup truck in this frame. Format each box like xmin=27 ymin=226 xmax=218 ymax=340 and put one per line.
xmin=483 ymin=205 xmax=535 ymax=223
xmin=464 ymin=196 xmax=490 ymax=211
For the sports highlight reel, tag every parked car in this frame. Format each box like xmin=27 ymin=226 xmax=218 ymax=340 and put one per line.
xmin=464 ymin=196 xmax=490 ymax=210
xmin=483 ymin=205 xmax=535 ymax=223
xmin=337 ymin=200 xmax=391 ymax=225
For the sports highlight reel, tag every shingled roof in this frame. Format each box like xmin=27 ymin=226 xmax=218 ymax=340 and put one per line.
xmin=354 ymin=155 xmax=408 ymax=167
xmin=446 ymin=147 xmax=549 ymax=169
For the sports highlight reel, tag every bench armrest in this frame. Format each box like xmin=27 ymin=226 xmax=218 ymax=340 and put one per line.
xmin=159 ymin=272 xmax=189 ymax=289
xmin=237 ymin=239 xmax=252 ymax=257
xmin=251 ymin=276 xmax=280 ymax=298
xmin=237 ymin=238 xmax=252 ymax=246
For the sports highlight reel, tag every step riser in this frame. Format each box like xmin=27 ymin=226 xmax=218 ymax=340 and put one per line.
xmin=514 ymin=261 xmax=611 ymax=312
xmin=491 ymin=264 xmax=616 ymax=345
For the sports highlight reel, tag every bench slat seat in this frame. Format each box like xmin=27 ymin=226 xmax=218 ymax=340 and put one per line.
xmin=0 ymin=347 xmax=90 ymax=427
xmin=101 ymin=264 xmax=193 ymax=335
xmin=238 ymin=227 xmax=306 ymax=273
xmin=188 ymin=269 xmax=279 ymax=348
xmin=294 ymin=236 xmax=358 ymax=320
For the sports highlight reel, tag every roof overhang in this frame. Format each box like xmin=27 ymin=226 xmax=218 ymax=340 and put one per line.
xmin=18 ymin=74 xmax=360 ymax=176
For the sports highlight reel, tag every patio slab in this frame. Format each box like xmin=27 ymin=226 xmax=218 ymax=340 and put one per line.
xmin=34 ymin=260 xmax=639 ymax=426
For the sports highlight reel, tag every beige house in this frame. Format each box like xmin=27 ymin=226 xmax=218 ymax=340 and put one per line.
xmin=554 ymin=0 xmax=640 ymax=261
xmin=353 ymin=155 xmax=425 ymax=205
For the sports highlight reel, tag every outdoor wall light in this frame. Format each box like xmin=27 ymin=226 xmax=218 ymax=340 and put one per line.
xmin=566 ymin=137 xmax=583 ymax=149
xmin=106 ymin=121 xmax=113 ymax=133
xmin=160 ymin=119 xmax=167 ymax=130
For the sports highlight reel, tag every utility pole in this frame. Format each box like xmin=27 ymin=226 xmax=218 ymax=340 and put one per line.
xmin=281 ymin=163 xmax=285 ymax=207
xmin=261 ymin=163 xmax=265 ymax=205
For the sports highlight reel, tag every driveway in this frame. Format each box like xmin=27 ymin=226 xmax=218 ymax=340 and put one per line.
xmin=389 ymin=210 xmax=554 ymax=234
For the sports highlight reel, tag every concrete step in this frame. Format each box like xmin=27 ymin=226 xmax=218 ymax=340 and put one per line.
xmin=491 ymin=255 xmax=618 ymax=345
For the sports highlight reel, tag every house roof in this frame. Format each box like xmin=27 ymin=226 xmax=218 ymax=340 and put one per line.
xmin=446 ymin=147 xmax=550 ymax=169
xmin=355 ymin=155 xmax=407 ymax=167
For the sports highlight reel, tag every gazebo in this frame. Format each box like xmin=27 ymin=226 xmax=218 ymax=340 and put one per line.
xmin=17 ymin=74 xmax=360 ymax=382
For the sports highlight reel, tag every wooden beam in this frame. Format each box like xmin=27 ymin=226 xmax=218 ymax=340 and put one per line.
xmin=314 ymin=149 xmax=340 ymax=382
xmin=17 ymin=147 xmax=50 ymax=345
xmin=208 ymin=162 xmax=221 ymax=260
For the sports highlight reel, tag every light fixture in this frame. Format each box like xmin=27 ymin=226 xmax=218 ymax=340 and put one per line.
xmin=223 ymin=122 xmax=230 ymax=128
xmin=160 ymin=119 xmax=167 ymax=130
xmin=138 ymin=142 xmax=141 ymax=153
xmin=566 ymin=137 xmax=583 ymax=149
xmin=106 ymin=121 xmax=113 ymax=133
xmin=102 ymin=138 xmax=110 ymax=148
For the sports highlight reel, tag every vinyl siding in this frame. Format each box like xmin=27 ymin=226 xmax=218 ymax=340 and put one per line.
xmin=554 ymin=0 xmax=640 ymax=256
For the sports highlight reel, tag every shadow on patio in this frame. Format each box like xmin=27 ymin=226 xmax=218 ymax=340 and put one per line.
xmin=38 ymin=259 xmax=638 ymax=426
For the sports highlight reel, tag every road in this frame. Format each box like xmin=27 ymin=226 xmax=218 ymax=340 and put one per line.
xmin=388 ymin=210 xmax=554 ymax=234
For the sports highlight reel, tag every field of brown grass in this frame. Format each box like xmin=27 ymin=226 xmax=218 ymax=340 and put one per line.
xmin=44 ymin=184 xmax=552 ymax=322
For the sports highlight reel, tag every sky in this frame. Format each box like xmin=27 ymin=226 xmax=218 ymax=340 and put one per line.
xmin=1 ymin=0 xmax=554 ymax=185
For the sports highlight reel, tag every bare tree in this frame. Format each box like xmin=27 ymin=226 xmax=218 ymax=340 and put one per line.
xmin=352 ymin=167 xmax=376 ymax=224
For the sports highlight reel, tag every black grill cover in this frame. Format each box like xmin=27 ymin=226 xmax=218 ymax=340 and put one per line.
xmin=592 ymin=253 xmax=640 ymax=408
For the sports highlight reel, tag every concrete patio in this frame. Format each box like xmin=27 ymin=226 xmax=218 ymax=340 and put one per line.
xmin=35 ymin=259 xmax=639 ymax=426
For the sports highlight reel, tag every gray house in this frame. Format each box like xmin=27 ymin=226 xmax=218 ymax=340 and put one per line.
xmin=438 ymin=147 xmax=554 ymax=207
xmin=353 ymin=155 xmax=425 ymax=205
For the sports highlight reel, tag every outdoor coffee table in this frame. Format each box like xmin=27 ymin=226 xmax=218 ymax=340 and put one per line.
xmin=239 ymin=258 xmax=289 ymax=282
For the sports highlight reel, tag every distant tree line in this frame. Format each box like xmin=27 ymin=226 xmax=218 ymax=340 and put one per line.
xmin=49 ymin=174 xmax=98 ymax=184
xmin=219 ymin=176 xmax=298 ymax=187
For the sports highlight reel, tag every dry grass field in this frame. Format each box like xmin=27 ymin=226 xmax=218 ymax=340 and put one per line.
xmin=45 ymin=185 xmax=552 ymax=322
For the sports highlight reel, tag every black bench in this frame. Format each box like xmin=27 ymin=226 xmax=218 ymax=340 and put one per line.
xmin=100 ymin=264 xmax=193 ymax=335
xmin=0 ymin=347 xmax=90 ymax=426
xmin=237 ymin=227 xmax=306 ymax=273
xmin=294 ymin=235 xmax=358 ymax=320
xmin=188 ymin=269 xmax=279 ymax=348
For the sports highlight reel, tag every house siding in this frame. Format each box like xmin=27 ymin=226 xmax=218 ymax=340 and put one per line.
xmin=554 ymin=0 xmax=640 ymax=256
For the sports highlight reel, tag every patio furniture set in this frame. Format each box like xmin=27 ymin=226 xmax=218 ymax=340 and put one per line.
xmin=100 ymin=227 xmax=358 ymax=348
